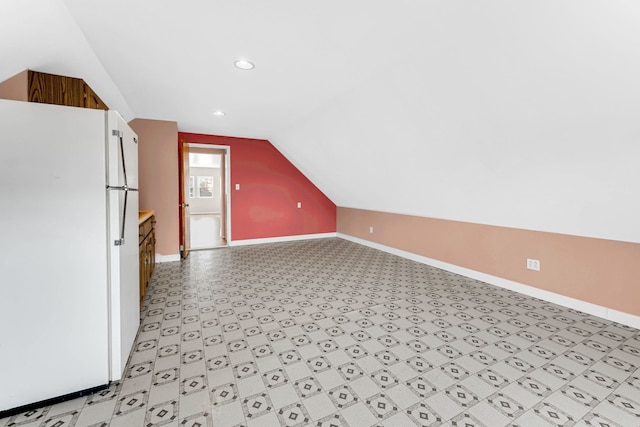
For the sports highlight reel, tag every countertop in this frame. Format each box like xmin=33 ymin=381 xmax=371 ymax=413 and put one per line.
xmin=139 ymin=210 xmax=155 ymax=224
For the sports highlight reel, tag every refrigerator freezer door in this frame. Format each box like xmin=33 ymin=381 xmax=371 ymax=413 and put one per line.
xmin=0 ymin=100 xmax=110 ymax=412
xmin=106 ymin=111 xmax=140 ymax=381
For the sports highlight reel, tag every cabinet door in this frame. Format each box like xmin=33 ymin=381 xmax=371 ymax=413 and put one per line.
xmin=84 ymin=84 xmax=109 ymax=110
xmin=146 ymin=239 xmax=153 ymax=284
xmin=28 ymin=71 xmax=84 ymax=107
xmin=139 ymin=243 xmax=146 ymax=304
xmin=149 ymin=228 xmax=156 ymax=278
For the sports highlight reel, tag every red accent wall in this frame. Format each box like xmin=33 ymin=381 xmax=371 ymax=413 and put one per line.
xmin=179 ymin=132 xmax=336 ymax=241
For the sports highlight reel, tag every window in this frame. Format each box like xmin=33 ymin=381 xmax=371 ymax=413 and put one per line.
xmin=198 ymin=176 xmax=214 ymax=198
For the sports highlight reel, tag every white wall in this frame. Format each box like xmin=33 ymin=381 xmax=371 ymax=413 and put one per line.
xmin=0 ymin=0 xmax=133 ymax=119
xmin=272 ymin=1 xmax=640 ymax=244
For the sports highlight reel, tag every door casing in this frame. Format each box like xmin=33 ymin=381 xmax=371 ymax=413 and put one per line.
xmin=178 ymin=142 xmax=231 ymax=255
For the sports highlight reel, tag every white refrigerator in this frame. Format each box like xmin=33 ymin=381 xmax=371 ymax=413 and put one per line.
xmin=0 ymin=99 xmax=140 ymax=415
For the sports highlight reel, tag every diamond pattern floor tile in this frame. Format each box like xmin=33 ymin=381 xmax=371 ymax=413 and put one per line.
xmin=2 ymin=238 xmax=640 ymax=427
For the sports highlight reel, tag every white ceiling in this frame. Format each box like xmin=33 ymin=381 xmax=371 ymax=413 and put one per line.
xmin=60 ymin=0 xmax=435 ymax=139
xmin=2 ymin=0 xmax=640 ymax=242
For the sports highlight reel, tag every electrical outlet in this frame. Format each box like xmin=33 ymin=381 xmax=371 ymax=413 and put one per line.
xmin=369 ymin=226 xmax=374 ymax=234
xmin=527 ymin=258 xmax=540 ymax=271
xmin=297 ymin=202 xmax=302 ymax=208
xmin=235 ymin=183 xmax=240 ymax=190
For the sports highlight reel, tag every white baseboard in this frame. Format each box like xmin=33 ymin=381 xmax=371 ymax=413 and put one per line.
xmin=337 ymin=233 xmax=640 ymax=330
xmin=608 ymin=310 xmax=640 ymax=331
xmin=155 ymin=233 xmax=336 ymax=260
xmin=229 ymin=232 xmax=337 ymax=247
xmin=155 ymin=253 xmax=180 ymax=263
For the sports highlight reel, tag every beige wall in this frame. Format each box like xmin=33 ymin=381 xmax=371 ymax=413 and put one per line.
xmin=338 ymin=207 xmax=640 ymax=317
xmin=129 ymin=118 xmax=179 ymax=256
xmin=0 ymin=70 xmax=28 ymax=101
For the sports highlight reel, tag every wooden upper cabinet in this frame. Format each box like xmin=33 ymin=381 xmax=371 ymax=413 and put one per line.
xmin=28 ymin=70 xmax=109 ymax=110
xmin=0 ymin=70 xmax=108 ymax=110
xmin=29 ymin=71 xmax=81 ymax=106
xmin=84 ymin=84 xmax=108 ymax=110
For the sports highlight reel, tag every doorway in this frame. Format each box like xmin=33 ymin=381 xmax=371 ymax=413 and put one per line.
xmin=180 ymin=143 xmax=230 ymax=256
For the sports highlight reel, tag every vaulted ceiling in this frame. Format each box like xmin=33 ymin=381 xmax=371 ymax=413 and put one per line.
xmin=2 ymin=0 xmax=639 ymax=242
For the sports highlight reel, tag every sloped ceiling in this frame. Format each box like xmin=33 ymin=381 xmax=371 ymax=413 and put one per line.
xmin=3 ymin=1 xmax=640 ymax=242
xmin=0 ymin=0 xmax=134 ymax=118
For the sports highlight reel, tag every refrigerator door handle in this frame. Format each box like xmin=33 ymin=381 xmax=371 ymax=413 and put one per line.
xmin=107 ymin=185 xmax=139 ymax=191
xmin=107 ymin=186 xmax=139 ymax=246
xmin=113 ymin=132 xmax=129 ymax=188
xmin=119 ymin=134 xmax=128 ymax=188
xmin=114 ymin=190 xmax=128 ymax=246
xmin=109 ymin=130 xmax=138 ymax=246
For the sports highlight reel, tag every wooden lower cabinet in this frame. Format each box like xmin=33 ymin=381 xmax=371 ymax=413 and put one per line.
xmin=139 ymin=214 xmax=156 ymax=304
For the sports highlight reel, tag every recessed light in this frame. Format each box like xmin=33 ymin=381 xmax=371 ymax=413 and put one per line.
xmin=234 ymin=59 xmax=255 ymax=70
xmin=212 ymin=111 xmax=226 ymax=116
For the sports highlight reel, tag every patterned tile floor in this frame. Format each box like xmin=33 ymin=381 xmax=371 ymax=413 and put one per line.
xmin=2 ymin=238 xmax=640 ymax=427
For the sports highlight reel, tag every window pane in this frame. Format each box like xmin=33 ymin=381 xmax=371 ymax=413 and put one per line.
xmin=197 ymin=176 xmax=214 ymax=198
